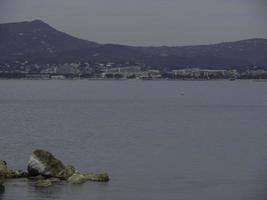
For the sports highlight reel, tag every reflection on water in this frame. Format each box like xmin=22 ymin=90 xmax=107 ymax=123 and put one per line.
xmin=0 ymin=184 xmax=5 ymax=197
xmin=27 ymin=180 xmax=63 ymax=200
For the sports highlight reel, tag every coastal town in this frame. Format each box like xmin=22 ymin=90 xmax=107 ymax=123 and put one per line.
xmin=0 ymin=61 xmax=267 ymax=80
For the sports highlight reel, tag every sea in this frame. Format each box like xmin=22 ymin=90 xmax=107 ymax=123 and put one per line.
xmin=0 ymin=80 xmax=267 ymax=200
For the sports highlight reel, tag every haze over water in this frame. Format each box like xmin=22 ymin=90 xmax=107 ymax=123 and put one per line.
xmin=0 ymin=80 xmax=267 ymax=200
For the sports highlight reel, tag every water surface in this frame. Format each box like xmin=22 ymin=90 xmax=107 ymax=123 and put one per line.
xmin=0 ymin=80 xmax=267 ymax=200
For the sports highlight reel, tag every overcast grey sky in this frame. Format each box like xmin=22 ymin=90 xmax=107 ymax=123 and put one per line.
xmin=0 ymin=0 xmax=266 ymax=46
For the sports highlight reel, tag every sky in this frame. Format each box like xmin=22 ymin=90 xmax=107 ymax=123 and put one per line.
xmin=0 ymin=0 xmax=266 ymax=46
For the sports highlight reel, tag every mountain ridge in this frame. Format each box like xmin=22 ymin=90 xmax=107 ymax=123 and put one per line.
xmin=0 ymin=20 xmax=267 ymax=69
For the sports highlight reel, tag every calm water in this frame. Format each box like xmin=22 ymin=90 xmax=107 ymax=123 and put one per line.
xmin=0 ymin=80 xmax=267 ymax=200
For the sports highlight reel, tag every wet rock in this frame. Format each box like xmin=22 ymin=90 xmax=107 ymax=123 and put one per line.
xmin=48 ymin=177 xmax=61 ymax=183
xmin=83 ymin=172 xmax=110 ymax=182
xmin=1 ymin=149 xmax=110 ymax=188
xmin=0 ymin=161 xmax=7 ymax=170
xmin=67 ymin=173 xmax=86 ymax=184
xmin=35 ymin=179 xmax=53 ymax=187
xmin=12 ymin=170 xmax=29 ymax=178
xmin=57 ymin=165 xmax=76 ymax=180
xmin=0 ymin=161 xmax=9 ymax=177
xmin=0 ymin=160 xmax=16 ymax=178
xmin=0 ymin=161 xmax=28 ymax=179
xmin=27 ymin=150 xmax=65 ymax=178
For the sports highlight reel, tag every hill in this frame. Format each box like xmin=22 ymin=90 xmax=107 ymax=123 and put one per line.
xmin=0 ymin=20 xmax=267 ymax=69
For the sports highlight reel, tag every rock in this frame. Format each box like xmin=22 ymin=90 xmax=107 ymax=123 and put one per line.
xmin=83 ymin=172 xmax=110 ymax=182
xmin=0 ymin=161 xmax=28 ymax=179
xmin=35 ymin=179 xmax=53 ymax=188
xmin=27 ymin=149 xmax=65 ymax=178
xmin=0 ymin=161 xmax=9 ymax=177
xmin=48 ymin=177 xmax=61 ymax=183
xmin=0 ymin=161 xmax=7 ymax=171
xmin=0 ymin=160 xmax=16 ymax=178
xmin=57 ymin=165 xmax=75 ymax=180
xmin=67 ymin=173 xmax=86 ymax=184
xmin=12 ymin=170 xmax=29 ymax=178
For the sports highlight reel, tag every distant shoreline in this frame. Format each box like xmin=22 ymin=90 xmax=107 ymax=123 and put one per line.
xmin=0 ymin=78 xmax=266 ymax=82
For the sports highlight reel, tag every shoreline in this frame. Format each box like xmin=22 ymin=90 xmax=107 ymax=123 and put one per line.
xmin=0 ymin=78 xmax=266 ymax=81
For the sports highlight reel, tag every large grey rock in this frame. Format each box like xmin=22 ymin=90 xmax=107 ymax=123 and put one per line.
xmin=27 ymin=150 xmax=65 ymax=178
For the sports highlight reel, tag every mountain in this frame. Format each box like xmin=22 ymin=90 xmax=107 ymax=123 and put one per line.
xmin=0 ymin=20 xmax=99 ymax=63
xmin=0 ymin=20 xmax=267 ymax=69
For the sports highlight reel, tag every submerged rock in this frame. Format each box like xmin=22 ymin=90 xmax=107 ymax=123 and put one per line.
xmin=48 ymin=177 xmax=61 ymax=183
xmin=27 ymin=150 xmax=65 ymax=178
xmin=67 ymin=172 xmax=110 ymax=184
xmin=28 ymin=175 xmax=45 ymax=181
xmin=35 ymin=179 xmax=53 ymax=188
xmin=83 ymin=172 xmax=110 ymax=182
xmin=35 ymin=177 xmax=60 ymax=188
xmin=67 ymin=173 xmax=86 ymax=184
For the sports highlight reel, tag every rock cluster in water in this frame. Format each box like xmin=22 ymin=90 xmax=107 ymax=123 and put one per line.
xmin=0 ymin=149 xmax=109 ymax=188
